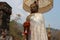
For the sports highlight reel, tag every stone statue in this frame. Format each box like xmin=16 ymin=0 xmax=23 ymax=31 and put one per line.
xmin=29 ymin=1 xmax=48 ymax=40
xmin=23 ymin=0 xmax=53 ymax=40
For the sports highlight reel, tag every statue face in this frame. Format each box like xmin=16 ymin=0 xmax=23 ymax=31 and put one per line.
xmin=30 ymin=1 xmax=38 ymax=13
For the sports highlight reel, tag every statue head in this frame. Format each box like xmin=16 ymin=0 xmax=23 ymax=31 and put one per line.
xmin=34 ymin=1 xmax=36 ymax=4
xmin=30 ymin=1 xmax=38 ymax=13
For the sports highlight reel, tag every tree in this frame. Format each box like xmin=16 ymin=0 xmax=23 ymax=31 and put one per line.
xmin=14 ymin=14 xmax=21 ymax=22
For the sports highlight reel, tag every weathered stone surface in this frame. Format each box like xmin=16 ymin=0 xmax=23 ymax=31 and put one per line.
xmin=0 ymin=2 xmax=12 ymax=31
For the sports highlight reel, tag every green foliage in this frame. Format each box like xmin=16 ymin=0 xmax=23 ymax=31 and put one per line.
xmin=9 ymin=20 xmax=23 ymax=40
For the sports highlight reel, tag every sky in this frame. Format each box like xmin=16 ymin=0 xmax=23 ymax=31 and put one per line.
xmin=0 ymin=0 xmax=60 ymax=29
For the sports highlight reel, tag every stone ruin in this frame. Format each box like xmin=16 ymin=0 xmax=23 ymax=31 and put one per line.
xmin=0 ymin=2 xmax=12 ymax=33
